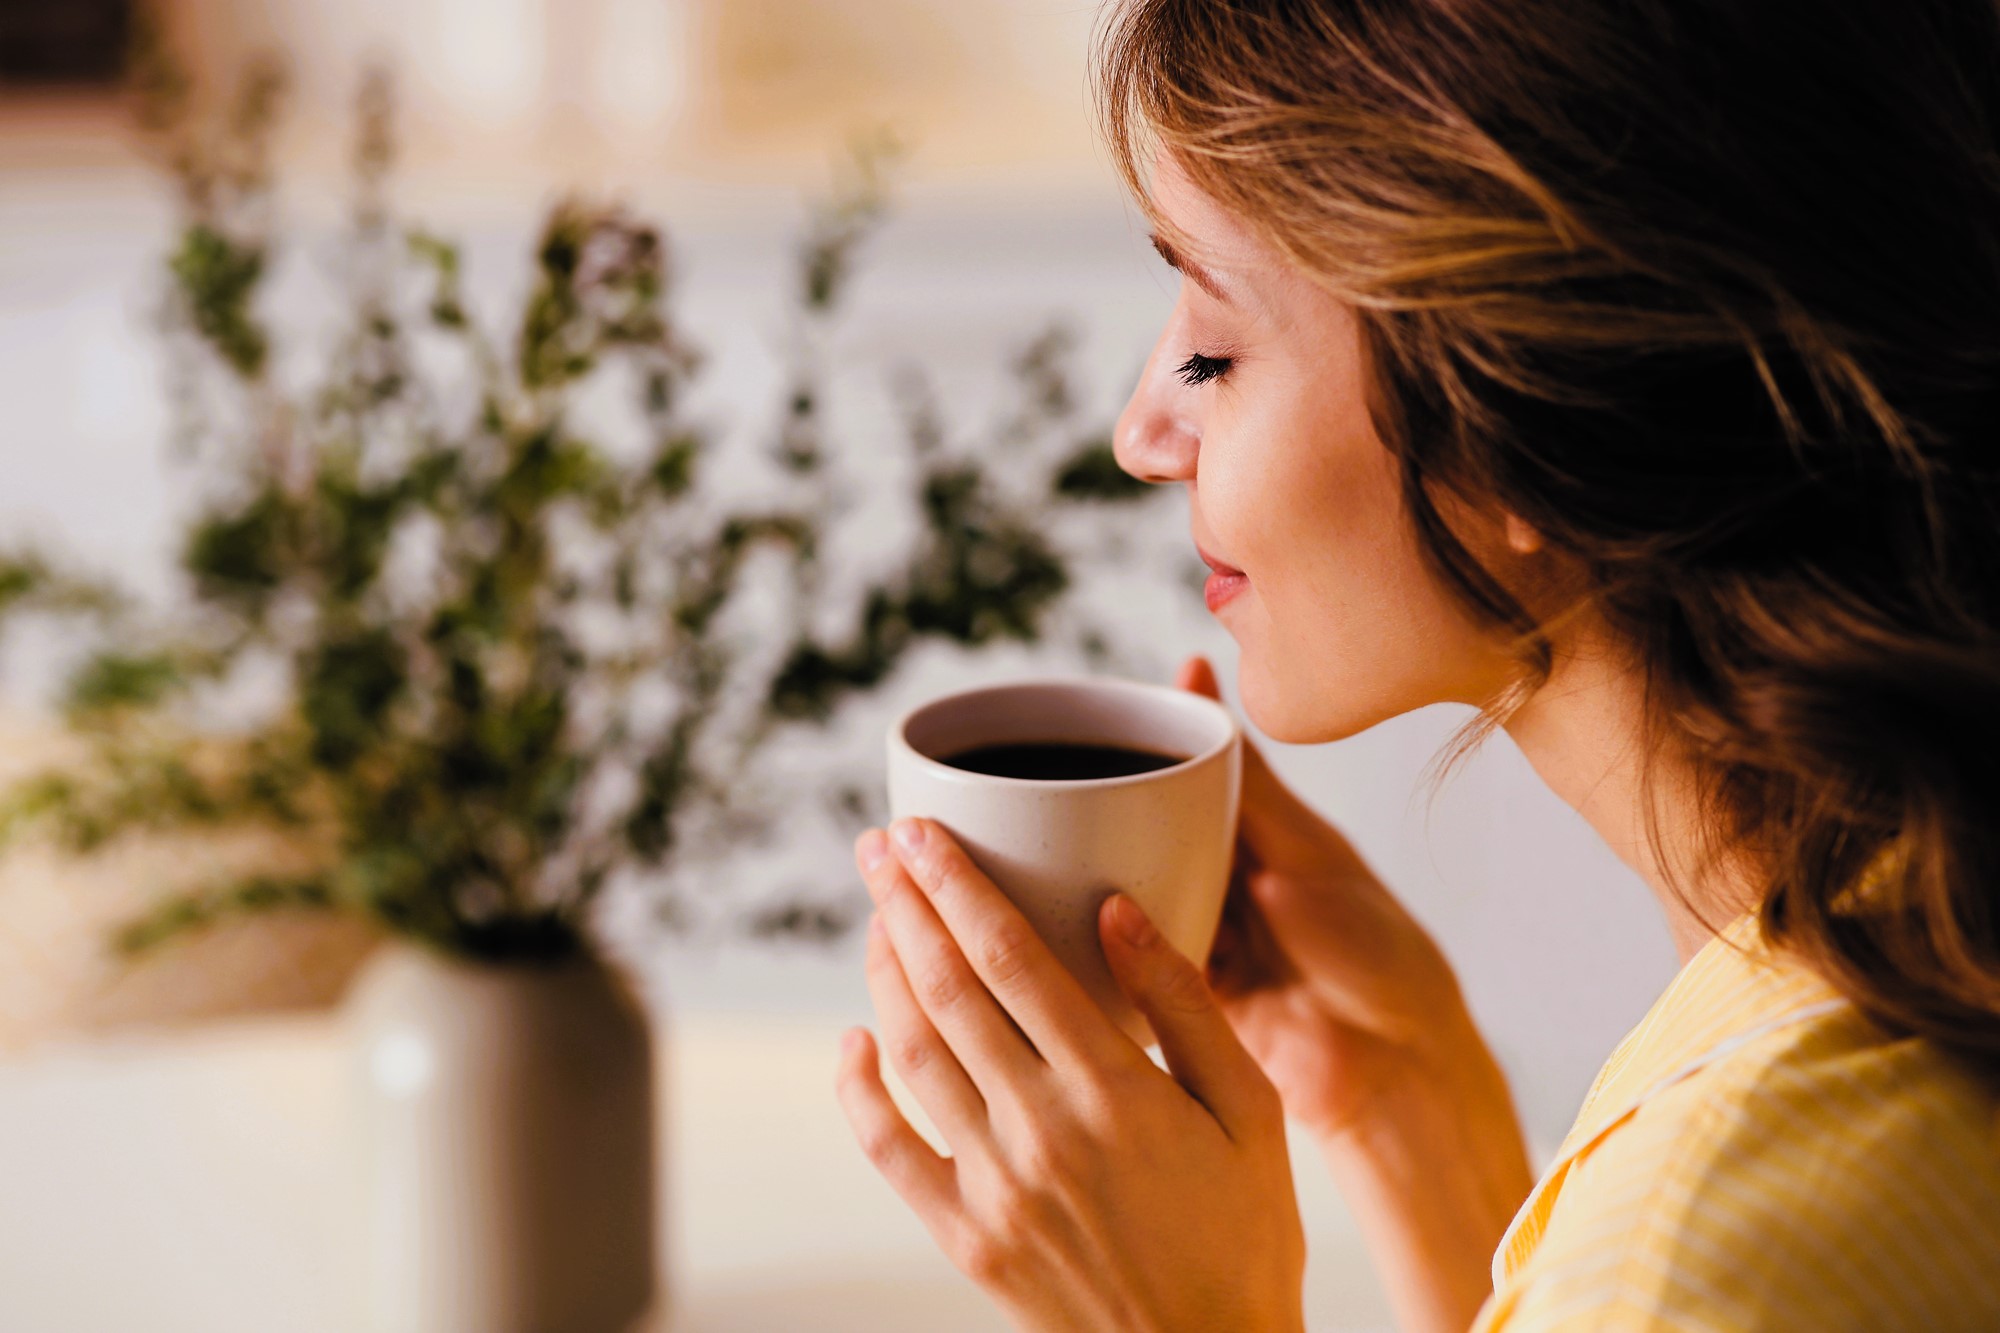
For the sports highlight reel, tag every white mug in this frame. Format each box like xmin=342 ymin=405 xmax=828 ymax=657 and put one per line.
xmin=885 ymin=675 xmax=1242 ymax=1048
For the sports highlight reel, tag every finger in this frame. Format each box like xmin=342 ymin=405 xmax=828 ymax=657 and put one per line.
xmin=1098 ymin=892 xmax=1281 ymax=1139
xmin=856 ymin=828 xmax=1048 ymax=1097
xmin=1211 ymin=842 xmax=1308 ymax=989
xmin=862 ymin=910 xmax=991 ymax=1148
xmin=1174 ymin=654 xmax=1219 ymax=697
xmin=835 ymin=1026 xmax=963 ymax=1218
xmin=881 ymin=818 xmax=1142 ymax=1077
xmin=1206 ymin=852 xmax=1281 ymax=998
xmin=1173 ymin=657 xmax=1365 ymax=878
xmin=1244 ymin=865 xmax=1435 ymax=1042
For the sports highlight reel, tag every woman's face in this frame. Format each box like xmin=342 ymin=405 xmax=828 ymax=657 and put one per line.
xmin=1114 ymin=154 xmax=1517 ymax=743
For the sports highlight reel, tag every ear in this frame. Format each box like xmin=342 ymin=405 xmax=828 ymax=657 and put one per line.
xmin=1503 ymin=512 xmax=1545 ymax=556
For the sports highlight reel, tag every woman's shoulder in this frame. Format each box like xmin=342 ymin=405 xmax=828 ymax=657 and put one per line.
xmin=1478 ymin=904 xmax=2000 ymax=1333
xmin=1648 ymin=932 xmax=2000 ymax=1196
xmin=1502 ymin=1005 xmax=2000 ymax=1330
xmin=1625 ymin=997 xmax=2000 ymax=1207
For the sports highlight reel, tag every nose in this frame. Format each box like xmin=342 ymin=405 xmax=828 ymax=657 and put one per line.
xmin=1113 ymin=315 xmax=1202 ymax=486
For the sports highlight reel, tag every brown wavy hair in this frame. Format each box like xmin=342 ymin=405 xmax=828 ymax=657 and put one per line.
xmin=1096 ymin=0 xmax=2000 ymax=1064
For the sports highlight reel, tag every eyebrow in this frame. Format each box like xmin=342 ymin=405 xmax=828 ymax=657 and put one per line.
xmin=1149 ymin=233 xmax=1232 ymax=304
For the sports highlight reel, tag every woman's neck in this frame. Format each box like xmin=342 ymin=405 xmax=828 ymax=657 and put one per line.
xmin=1499 ymin=626 xmax=1758 ymax=965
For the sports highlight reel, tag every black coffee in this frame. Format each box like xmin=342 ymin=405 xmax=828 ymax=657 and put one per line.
xmin=937 ymin=740 xmax=1185 ymax=781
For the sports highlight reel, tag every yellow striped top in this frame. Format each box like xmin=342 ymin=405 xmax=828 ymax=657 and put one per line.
xmin=1469 ymin=909 xmax=2000 ymax=1330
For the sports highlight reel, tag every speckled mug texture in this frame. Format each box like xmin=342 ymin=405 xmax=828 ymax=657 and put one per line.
xmin=886 ymin=676 xmax=1242 ymax=1048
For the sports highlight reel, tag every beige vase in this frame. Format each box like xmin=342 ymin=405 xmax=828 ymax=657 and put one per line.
xmin=345 ymin=942 xmax=660 ymax=1333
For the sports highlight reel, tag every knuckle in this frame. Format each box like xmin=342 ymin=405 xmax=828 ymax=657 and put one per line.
xmin=928 ymin=841 xmax=990 ymax=906
xmin=954 ymin=1159 xmax=1076 ymax=1289
xmin=1015 ymin=1133 xmax=1066 ymax=1184
xmin=1156 ymin=952 xmax=1216 ymax=1015
xmin=922 ymin=835 xmax=967 ymax=882
xmin=977 ymin=920 xmax=1038 ymax=990
xmin=859 ymin=1122 xmax=903 ymax=1169
xmin=1068 ymin=1067 xmax=1132 ymax=1130
xmin=983 ymin=1171 xmax=1043 ymax=1237
xmin=997 ymin=1173 xmax=1075 ymax=1253
xmin=917 ymin=956 xmax=968 ymax=1011
xmin=1010 ymin=1117 xmax=1080 ymax=1182
xmin=955 ymin=1228 xmax=1011 ymax=1286
xmin=890 ymin=1031 xmax=937 ymax=1077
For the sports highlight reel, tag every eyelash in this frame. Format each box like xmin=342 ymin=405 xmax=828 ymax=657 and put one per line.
xmin=1175 ymin=352 xmax=1234 ymax=387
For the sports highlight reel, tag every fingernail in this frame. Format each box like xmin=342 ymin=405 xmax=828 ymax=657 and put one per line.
xmin=867 ymin=911 xmax=886 ymax=941
xmin=856 ymin=828 xmax=889 ymax=872
xmin=1115 ymin=894 xmax=1158 ymax=948
xmin=840 ymin=1028 xmax=866 ymax=1058
xmin=889 ymin=817 xmax=926 ymax=854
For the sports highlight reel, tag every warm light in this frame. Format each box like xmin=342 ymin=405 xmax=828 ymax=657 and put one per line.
xmin=595 ymin=0 xmax=691 ymax=132
xmin=368 ymin=1030 xmax=435 ymax=1097
xmin=428 ymin=0 xmax=545 ymax=125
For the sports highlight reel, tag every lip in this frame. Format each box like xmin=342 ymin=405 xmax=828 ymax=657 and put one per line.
xmin=1203 ymin=569 xmax=1248 ymax=612
xmin=1194 ymin=542 xmax=1244 ymax=578
xmin=1195 ymin=541 xmax=1248 ymax=613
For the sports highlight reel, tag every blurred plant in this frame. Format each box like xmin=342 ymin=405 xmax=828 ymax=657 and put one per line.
xmin=0 ymin=49 xmax=1166 ymax=963
xmin=0 ymin=552 xmax=125 ymax=625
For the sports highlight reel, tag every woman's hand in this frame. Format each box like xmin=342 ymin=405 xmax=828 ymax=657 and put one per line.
xmin=835 ymin=815 xmax=1307 ymax=1333
xmin=1178 ymin=656 xmax=1533 ymax=1333
xmin=1177 ymin=655 xmax=1488 ymax=1146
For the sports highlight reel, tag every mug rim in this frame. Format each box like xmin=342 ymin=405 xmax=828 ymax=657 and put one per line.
xmin=888 ymin=674 xmax=1241 ymax=790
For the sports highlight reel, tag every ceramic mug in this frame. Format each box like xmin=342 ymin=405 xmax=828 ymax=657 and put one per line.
xmin=885 ymin=675 xmax=1242 ymax=1048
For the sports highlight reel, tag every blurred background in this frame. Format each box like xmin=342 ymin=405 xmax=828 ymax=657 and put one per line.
xmin=0 ymin=2 xmax=1681 ymax=1330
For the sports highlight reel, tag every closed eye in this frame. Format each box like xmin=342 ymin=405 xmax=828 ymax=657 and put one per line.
xmin=1175 ymin=352 xmax=1233 ymax=387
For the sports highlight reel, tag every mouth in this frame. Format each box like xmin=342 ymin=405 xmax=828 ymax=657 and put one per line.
xmin=1195 ymin=541 xmax=1248 ymax=613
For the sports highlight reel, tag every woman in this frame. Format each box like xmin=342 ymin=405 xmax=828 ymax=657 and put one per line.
xmin=835 ymin=1 xmax=2000 ymax=1328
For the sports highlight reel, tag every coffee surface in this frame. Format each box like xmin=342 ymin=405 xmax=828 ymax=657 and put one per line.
xmin=937 ymin=740 xmax=1185 ymax=781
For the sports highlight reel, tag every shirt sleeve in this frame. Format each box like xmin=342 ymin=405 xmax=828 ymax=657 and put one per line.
xmin=1473 ymin=1018 xmax=2000 ymax=1331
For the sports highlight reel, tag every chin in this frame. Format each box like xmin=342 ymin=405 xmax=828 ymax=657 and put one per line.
xmin=1238 ymin=654 xmax=1353 ymax=745
xmin=1237 ymin=645 xmax=1415 ymax=746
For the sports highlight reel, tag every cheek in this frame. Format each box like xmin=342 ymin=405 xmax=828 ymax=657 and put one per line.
xmin=1209 ymin=382 xmax=1505 ymax=741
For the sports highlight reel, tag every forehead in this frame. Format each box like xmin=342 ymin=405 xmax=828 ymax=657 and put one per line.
xmin=1147 ymin=148 xmax=1270 ymax=277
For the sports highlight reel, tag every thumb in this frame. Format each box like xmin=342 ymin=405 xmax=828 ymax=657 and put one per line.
xmin=1175 ymin=654 xmax=1224 ymax=700
xmin=1099 ymin=892 xmax=1279 ymax=1135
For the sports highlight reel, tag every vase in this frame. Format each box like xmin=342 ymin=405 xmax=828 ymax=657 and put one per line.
xmin=345 ymin=941 xmax=659 ymax=1333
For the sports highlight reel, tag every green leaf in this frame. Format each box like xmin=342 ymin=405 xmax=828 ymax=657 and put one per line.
xmin=64 ymin=652 xmax=185 ymax=716
xmin=650 ymin=432 xmax=700 ymax=497
xmin=504 ymin=431 xmax=608 ymax=505
xmin=744 ymin=895 xmax=864 ymax=943
xmin=0 ymin=551 xmax=123 ymax=624
xmin=168 ymin=223 xmax=269 ymax=378
xmin=0 ymin=771 xmax=81 ymax=851
xmin=184 ymin=490 xmax=292 ymax=599
xmin=624 ymin=729 xmax=693 ymax=861
xmin=314 ymin=470 xmax=406 ymax=599
xmin=301 ymin=630 xmax=407 ymax=769
xmin=0 ymin=556 xmax=41 ymax=610
xmin=114 ymin=874 xmax=335 ymax=955
xmin=1052 ymin=437 xmax=1151 ymax=501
